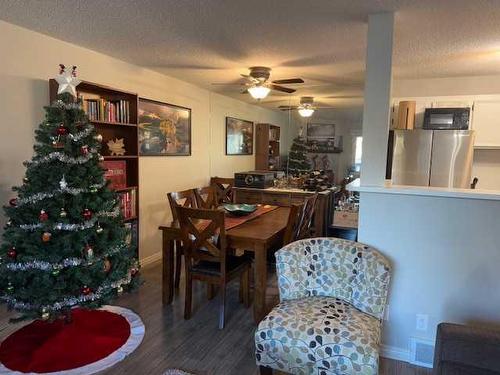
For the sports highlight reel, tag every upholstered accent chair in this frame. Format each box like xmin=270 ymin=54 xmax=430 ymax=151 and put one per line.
xmin=255 ymin=238 xmax=391 ymax=375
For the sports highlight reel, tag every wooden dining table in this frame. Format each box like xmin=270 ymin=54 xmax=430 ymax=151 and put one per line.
xmin=158 ymin=206 xmax=290 ymax=323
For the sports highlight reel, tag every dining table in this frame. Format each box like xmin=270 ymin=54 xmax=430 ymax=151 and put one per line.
xmin=158 ymin=205 xmax=290 ymax=323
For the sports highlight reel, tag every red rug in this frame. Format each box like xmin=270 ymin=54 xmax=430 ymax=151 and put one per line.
xmin=0 ymin=307 xmax=133 ymax=373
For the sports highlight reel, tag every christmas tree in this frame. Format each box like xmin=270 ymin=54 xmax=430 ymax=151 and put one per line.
xmin=287 ymin=135 xmax=311 ymax=176
xmin=0 ymin=65 xmax=139 ymax=322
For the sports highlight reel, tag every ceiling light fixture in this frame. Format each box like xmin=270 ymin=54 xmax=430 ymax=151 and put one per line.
xmin=248 ymin=85 xmax=271 ymax=100
xmin=298 ymin=105 xmax=315 ymax=118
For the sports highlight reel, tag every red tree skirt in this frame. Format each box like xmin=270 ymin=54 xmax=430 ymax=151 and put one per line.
xmin=0 ymin=305 xmax=145 ymax=374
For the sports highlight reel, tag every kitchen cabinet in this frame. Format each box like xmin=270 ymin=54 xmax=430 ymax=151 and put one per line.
xmin=472 ymin=101 xmax=500 ymax=149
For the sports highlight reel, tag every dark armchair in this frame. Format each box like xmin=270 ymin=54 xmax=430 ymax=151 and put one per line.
xmin=434 ymin=323 xmax=500 ymax=375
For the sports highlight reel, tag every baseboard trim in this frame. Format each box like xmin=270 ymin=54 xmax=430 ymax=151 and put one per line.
xmin=140 ymin=251 xmax=162 ymax=267
xmin=381 ymin=344 xmax=411 ymax=363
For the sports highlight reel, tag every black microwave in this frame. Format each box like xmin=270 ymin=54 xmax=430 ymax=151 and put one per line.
xmin=423 ymin=107 xmax=470 ymax=130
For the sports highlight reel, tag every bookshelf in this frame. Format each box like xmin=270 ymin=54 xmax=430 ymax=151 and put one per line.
xmin=255 ymin=123 xmax=281 ymax=170
xmin=49 ymin=79 xmax=140 ymax=256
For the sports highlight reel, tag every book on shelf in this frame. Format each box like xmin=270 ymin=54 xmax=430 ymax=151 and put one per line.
xmin=124 ymin=220 xmax=138 ymax=249
xmin=118 ymin=188 xmax=137 ymax=219
xmin=101 ymin=160 xmax=127 ymax=190
xmin=80 ymin=93 xmax=130 ymax=124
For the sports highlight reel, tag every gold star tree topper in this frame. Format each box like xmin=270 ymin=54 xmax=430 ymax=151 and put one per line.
xmin=55 ymin=64 xmax=81 ymax=97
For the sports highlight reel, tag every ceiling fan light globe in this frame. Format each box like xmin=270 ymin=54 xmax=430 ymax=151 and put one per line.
xmin=298 ymin=108 xmax=315 ymax=117
xmin=248 ymin=85 xmax=271 ymax=99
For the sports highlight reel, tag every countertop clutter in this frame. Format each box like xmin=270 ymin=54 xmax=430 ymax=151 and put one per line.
xmin=347 ymin=178 xmax=500 ymax=201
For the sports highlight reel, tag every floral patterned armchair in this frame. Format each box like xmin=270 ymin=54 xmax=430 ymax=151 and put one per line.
xmin=255 ymin=238 xmax=391 ymax=375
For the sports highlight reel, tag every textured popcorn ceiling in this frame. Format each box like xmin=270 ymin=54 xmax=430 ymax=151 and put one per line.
xmin=2 ymin=0 xmax=500 ymax=120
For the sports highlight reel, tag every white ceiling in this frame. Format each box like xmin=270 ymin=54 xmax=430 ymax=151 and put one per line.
xmin=2 ymin=0 xmax=500 ymax=122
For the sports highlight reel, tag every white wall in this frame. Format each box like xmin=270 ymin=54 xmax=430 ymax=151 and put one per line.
xmin=0 ymin=21 xmax=288 ymax=261
xmin=393 ymin=75 xmax=500 ymax=190
xmin=358 ymin=192 xmax=500 ymax=357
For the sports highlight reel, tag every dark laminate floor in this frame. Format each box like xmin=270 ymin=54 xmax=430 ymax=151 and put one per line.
xmin=0 ymin=261 xmax=432 ymax=375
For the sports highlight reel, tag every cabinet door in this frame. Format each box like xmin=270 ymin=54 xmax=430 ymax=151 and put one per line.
xmin=472 ymin=101 xmax=500 ymax=148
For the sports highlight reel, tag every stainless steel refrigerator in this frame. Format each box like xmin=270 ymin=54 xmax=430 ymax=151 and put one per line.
xmin=391 ymin=129 xmax=475 ymax=188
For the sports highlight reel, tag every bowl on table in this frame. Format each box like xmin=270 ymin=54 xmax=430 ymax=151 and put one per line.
xmin=222 ymin=203 xmax=257 ymax=217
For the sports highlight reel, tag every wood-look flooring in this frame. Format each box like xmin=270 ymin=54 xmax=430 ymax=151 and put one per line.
xmin=0 ymin=261 xmax=432 ymax=375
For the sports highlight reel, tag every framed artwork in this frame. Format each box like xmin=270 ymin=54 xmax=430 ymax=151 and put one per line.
xmin=138 ymin=98 xmax=191 ymax=156
xmin=306 ymin=122 xmax=336 ymax=139
xmin=225 ymin=117 xmax=254 ymax=155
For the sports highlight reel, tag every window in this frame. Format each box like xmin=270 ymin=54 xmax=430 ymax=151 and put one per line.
xmin=354 ymin=136 xmax=363 ymax=171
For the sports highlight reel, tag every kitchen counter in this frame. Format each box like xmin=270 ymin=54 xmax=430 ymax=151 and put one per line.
xmin=347 ymin=178 xmax=500 ymax=201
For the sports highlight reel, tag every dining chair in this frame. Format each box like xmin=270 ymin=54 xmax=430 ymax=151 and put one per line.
xmin=282 ymin=204 xmax=301 ymax=246
xmin=194 ymin=186 xmax=216 ymax=209
xmin=167 ymin=189 xmax=198 ymax=288
xmin=210 ymin=177 xmax=234 ymax=204
xmin=176 ymin=206 xmax=251 ymax=329
xmin=283 ymin=193 xmax=318 ymax=245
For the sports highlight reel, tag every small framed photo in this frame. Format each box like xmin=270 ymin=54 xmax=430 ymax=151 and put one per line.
xmin=225 ymin=117 xmax=254 ymax=155
xmin=138 ymin=98 xmax=191 ymax=156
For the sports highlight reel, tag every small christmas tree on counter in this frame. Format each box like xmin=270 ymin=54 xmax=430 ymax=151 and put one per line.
xmin=287 ymin=134 xmax=311 ymax=176
xmin=0 ymin=65 xmax=139 ymax=322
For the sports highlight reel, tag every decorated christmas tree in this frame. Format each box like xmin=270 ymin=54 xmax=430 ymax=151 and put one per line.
xmin=287 ymin=135 xmax=311 ymax=176
xmin=0 ymin=65 xmax=139 ymax=322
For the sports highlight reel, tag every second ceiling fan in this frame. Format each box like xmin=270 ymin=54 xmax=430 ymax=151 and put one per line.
xmin=279 ymin=96 xmax=335 ymax=117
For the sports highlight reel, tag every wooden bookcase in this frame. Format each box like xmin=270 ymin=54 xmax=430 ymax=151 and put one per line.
xmin=255 ymin=123 xmax=280 ymax=170
xmin=49 ymin=79 xmax=140 ymax=256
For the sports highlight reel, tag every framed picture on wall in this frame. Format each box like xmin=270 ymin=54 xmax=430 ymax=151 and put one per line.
xmin=306 ymin=122 xmax=336 ymax=139
xmin=138 ymin=98 xmax=191 ymax=156
xmin=225 ymin=117 xmax=254 ymax=155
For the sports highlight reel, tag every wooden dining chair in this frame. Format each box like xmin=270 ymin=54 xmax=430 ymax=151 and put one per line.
xmin=176 ymin=206 xmax=251 ymax=329
xmin=283 ymin=194 xmax=319 ymax=244
xmin=210 ymin=177 xmax=234 ymax=204
xmin=167 ymin=189 xmax=198 ymax=288
xmin=282 ymin=204 xmax=301 ymax=246
xmin=194 ymin=186 xmax=216 ymax=209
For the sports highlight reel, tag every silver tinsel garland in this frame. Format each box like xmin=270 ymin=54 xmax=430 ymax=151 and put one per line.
xmin=2 ymin=273 xmax=132 ymax=312
xmin=18 ymin=207 xmax=120 ymax=231
xmin=68 ymin=125 xmax=94 ymax=142
xmin=16 ymin=178 xmax=106 ymax=207
xmin=5 ymin=243 xmax=127 ymax=271
xmin=25 ymin=148 xmax=97 ymax=167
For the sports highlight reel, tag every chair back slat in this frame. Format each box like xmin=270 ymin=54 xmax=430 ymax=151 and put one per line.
xmin=176 ymin=206 xmax=228 ymax=275
xmin=283 ymin=204 xmax=301 ymax=246
xmin=285 ymin=194 xmax=318 ymax=243
xmin=194 ymin=186 xmax=216 ymax=209
xmin=210 ymin=177 xmax=234 ymax=204
xmin=167 ymin=189 xmax=197 ymax=222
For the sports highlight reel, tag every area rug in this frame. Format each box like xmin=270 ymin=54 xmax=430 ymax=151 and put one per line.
xmin=0 ymin=305 xmax=144 ymax=374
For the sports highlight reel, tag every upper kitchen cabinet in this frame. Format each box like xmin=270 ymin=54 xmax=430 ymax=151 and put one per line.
xmin=472 ymin=101 xmax=500 ymax=149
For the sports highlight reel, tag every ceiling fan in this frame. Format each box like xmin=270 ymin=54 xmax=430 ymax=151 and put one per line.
xmin=278 ymin=97 xmax=335 ymax=117
xmin=212 ymin=66 xmax=304 ymax=99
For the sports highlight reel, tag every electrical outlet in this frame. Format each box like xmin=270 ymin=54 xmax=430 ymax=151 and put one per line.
xmin=384 ymin=305 xmax=390 ymax=321
xmin=416 ymin=314 xmax=428 ymax=331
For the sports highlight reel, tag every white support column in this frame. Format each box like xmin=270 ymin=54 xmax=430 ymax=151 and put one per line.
xmin=360 ymin=13 xmax=394 ymax=186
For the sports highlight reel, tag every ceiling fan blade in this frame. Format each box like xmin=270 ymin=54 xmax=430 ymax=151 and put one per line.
xmin=269 ymin=84 xmax=296 ymax=93
xmin=211 ymin=83 xmax=244 ymax=86
xmin=272 ymin=78 xmax=304 ymax=84
xmin=278 ymin=106 xmax=298 ymax=111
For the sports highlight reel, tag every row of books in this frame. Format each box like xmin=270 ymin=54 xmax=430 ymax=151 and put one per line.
xmin=80 ymin=94 xmax=130 ymax=124
xmin=119 ymin=189 xmax=137 ymax=220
